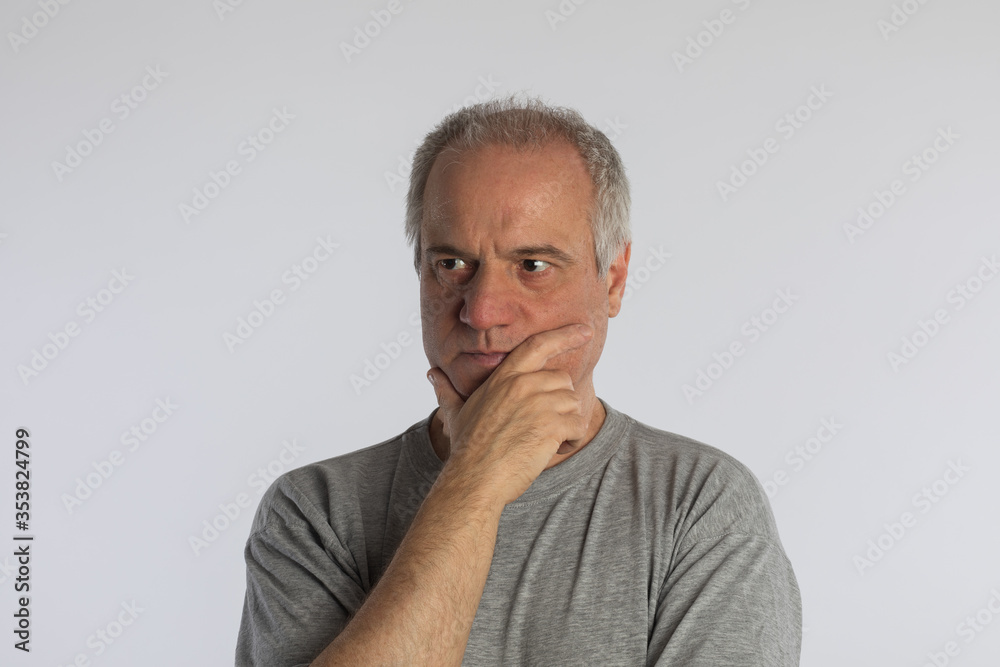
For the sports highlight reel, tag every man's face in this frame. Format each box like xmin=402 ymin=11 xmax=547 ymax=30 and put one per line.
xmin=419 ymin=139 xmax=629 ymax=400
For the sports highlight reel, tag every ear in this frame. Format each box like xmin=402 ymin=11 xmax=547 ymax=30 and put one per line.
xmin=606 ymin=242 xmax=631 ymax=318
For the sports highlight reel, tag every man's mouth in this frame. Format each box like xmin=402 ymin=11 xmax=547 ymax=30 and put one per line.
xmin=462 ymin=352 xmax=508 ymax=367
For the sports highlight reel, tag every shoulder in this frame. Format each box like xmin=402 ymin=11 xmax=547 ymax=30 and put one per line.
xmin=612 ymin=410 xmax=778 ymax=541
xmin=248 ymin=417 xmax=425 ymax=536
xmin=616 ymin=410 xmax=763 ymax=490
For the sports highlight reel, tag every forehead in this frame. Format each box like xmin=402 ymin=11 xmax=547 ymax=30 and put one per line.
xmin=421 ymin=140 xmax=594 ymax=244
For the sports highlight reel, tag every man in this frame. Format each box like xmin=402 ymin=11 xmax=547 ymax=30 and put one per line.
xmin=237 ymin=95 xmax=802 ymax=666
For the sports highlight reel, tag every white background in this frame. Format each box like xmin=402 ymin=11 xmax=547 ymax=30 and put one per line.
xmin=2 ymin=0 xmax=999 ymax=665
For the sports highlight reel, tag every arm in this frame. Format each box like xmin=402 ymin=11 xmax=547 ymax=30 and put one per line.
xmin=309 ymin=468 xmax=502 ymax=666
xmin=237 ymin=442 xmax=503 ymax=667
xmin=647 ymin=534 xmax=801 ymax=666
xmin=647 ymin=462 xmax=802 ymax=666
xmin=237 ymin=323 xmax=595 ymax=666
xmin=312 ymin=324 xmax=594 ymax=666
xmin=312 ymin=324 xmax=593 ymax=665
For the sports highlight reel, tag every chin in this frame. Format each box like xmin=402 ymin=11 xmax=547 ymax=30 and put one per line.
xmin=455 ymin=377 xmax=485 ymax=400
xmin=449 ymin=369 xmax=491 ymax=400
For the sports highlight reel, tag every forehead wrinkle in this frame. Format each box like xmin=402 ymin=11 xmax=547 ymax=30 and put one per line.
xmin=421 ymin=143 xmax=591 ymax=254
xmin=432 ymin=146 xmax=468 ymax=179
xmin=423 ymin=195 xmax=453 ymax=227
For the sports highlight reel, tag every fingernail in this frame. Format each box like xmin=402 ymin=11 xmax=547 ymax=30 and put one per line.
xmin=577 ymin=324 xmax=593 ymax=337
xmin=426 ymin=371 xmax=436 ymax=386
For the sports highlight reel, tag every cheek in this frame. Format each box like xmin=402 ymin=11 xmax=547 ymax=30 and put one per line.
xmin=543 ymin=340 xmax=592 ymax=378
xmin=419 ymin=297 xmax=438 ymax=356
xmin=562 ymin=321 xmax=606 ymax=375
xmin=421 ymin=280 xmax=460 ymax=319
xmin=420 ymin=297 xmax=459 ymax=365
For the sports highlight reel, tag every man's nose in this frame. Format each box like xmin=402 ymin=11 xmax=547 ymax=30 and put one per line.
xmin=459 ymin=263 xmax=515 ymax=331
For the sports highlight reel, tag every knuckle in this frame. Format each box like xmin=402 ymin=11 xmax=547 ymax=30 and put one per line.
xmin=552 ymin=370 xmax=575 ymax=391
xmin=508 ymin=373 xmax=532 ymax=396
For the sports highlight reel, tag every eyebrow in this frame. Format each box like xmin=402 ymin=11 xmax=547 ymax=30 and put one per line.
xmin=425 ymin=243 xmax=576 ymax=265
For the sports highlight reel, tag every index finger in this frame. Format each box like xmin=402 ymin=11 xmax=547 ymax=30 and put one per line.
xmin=496 ymin=324 xmax=593 ymax=375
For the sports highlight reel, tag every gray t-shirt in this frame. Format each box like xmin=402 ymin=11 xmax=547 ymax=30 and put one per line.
xmin=236 ymin=398 xmax=802 ymax=666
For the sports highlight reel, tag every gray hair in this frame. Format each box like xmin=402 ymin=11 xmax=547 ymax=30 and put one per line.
xmin=404 ymin=94 xmax=631 ymax=281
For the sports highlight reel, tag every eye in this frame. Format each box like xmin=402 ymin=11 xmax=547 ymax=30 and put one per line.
xmin=522 ymin=259 xmax=551 ymax=273
xmin=438 ymin=258 xmax=469 ymax=271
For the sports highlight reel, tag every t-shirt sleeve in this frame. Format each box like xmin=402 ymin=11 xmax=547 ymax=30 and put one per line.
xmin=646 ymin=456 xmax=802 ymax=666
xmin=235 ymin=472 xmax=369 ymax=667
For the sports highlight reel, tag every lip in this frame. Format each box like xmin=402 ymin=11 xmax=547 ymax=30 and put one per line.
xmin=462 ymin=352 xmax=508 ymax=367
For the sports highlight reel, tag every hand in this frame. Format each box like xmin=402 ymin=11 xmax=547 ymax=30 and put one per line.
xmin=426 ymin=323 xmax=594 ymax=507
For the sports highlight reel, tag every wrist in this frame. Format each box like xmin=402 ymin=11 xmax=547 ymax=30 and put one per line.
xmin=430 ymin=462 xmax=506 ymax=518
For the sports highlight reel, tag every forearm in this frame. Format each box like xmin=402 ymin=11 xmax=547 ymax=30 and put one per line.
xmin=310 ymin=469 xmax=503 ymax=667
